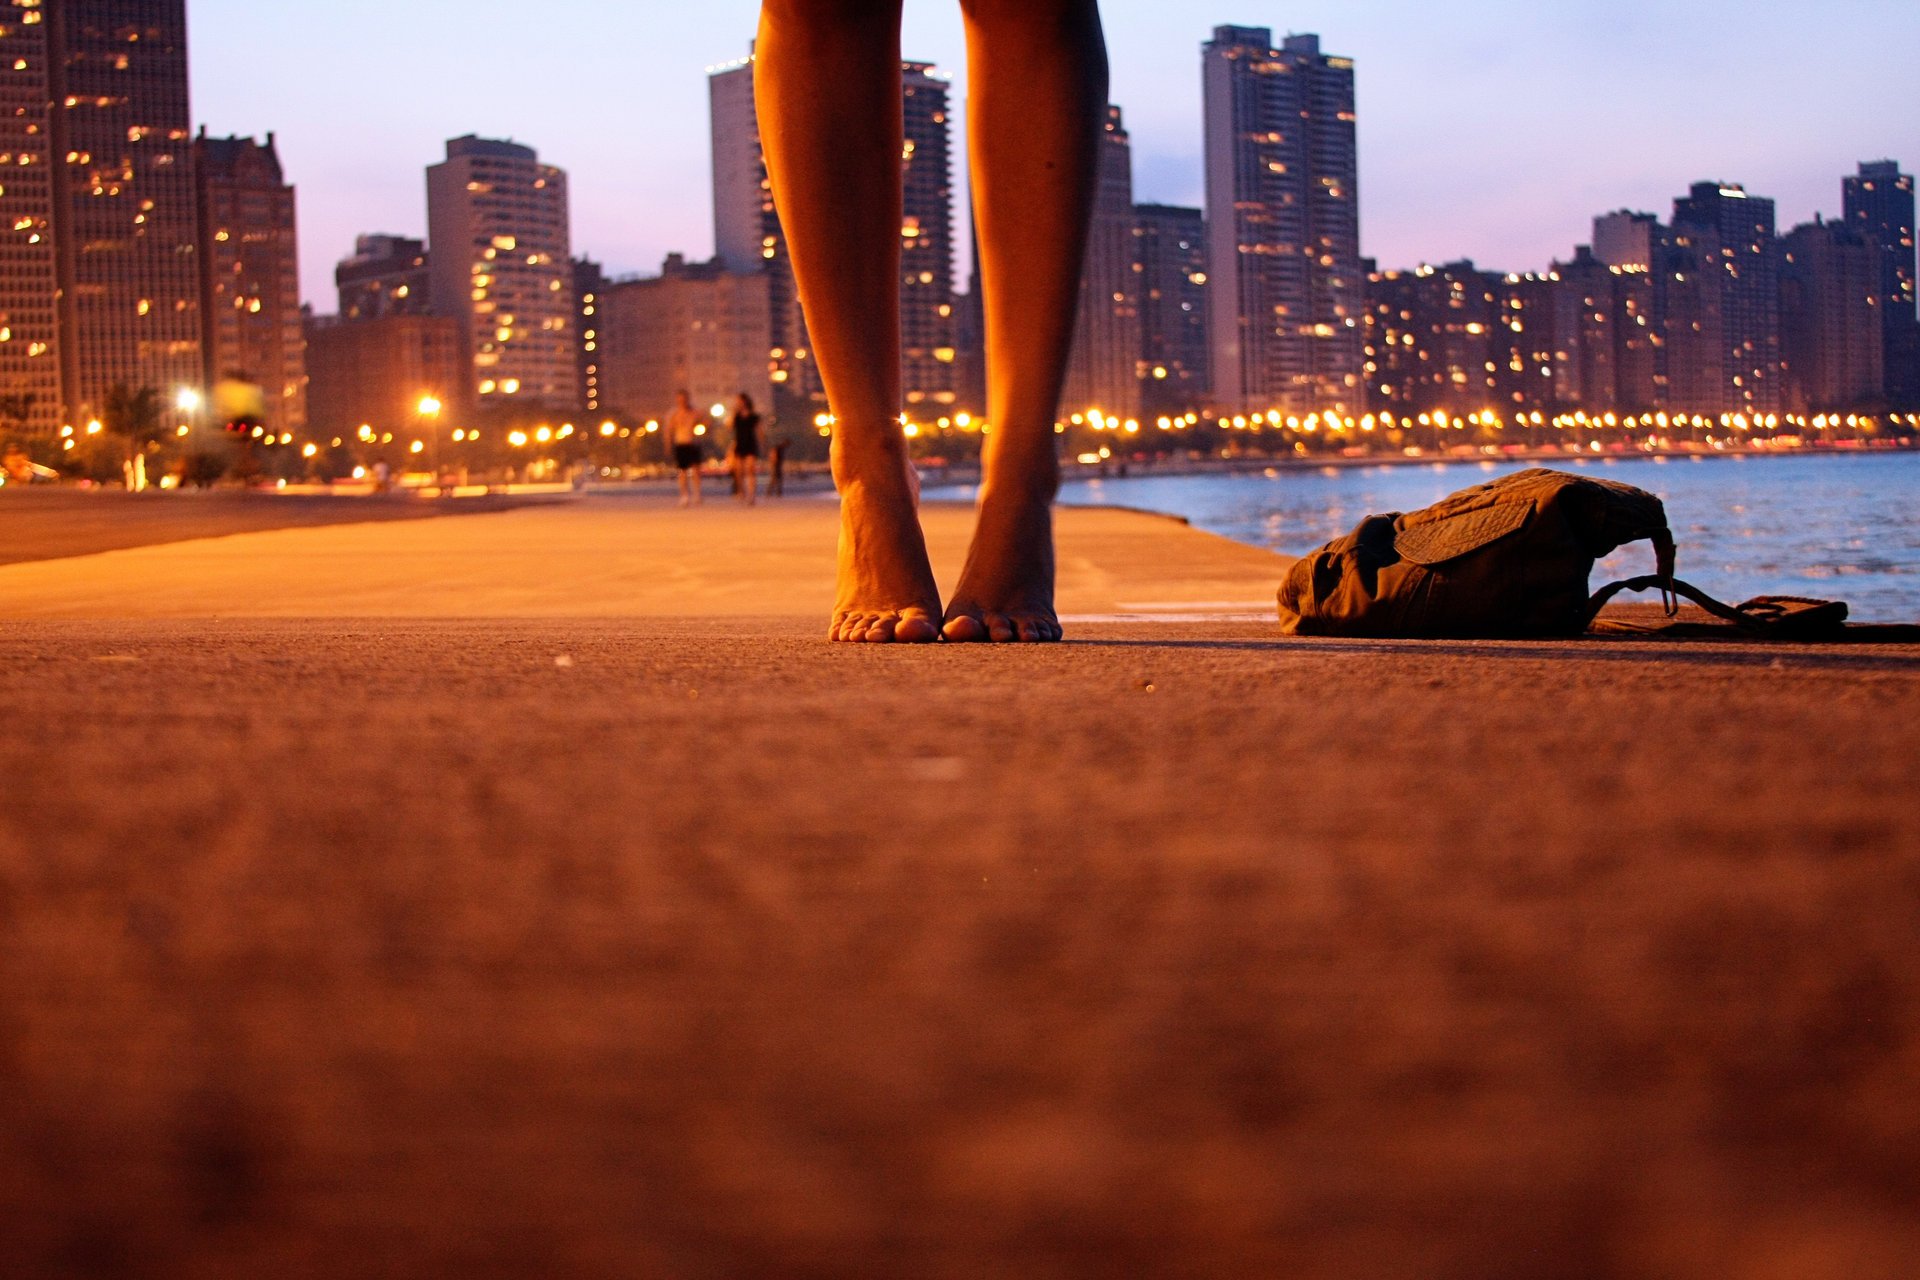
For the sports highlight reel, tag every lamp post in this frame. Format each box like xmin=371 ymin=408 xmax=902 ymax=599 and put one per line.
xmin=417 ymin=394 xmax=443 ymax=486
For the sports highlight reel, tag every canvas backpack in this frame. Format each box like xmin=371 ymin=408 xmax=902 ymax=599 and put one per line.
xmin=1273 ymin=467 xmax=1846 ymax=640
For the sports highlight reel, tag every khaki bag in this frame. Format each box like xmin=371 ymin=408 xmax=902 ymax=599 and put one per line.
xmin=1276 ymin=468 xmax=1677 ymax=638
xmin=1275 ymin=467 xmax=1855 ymax=639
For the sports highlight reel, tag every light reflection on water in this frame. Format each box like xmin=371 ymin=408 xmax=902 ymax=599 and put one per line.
xmin=933 ymin=452 xmax=1920 ymax=621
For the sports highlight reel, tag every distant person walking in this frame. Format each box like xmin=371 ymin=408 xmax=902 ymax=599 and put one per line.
xmin=666 ymin=389 xmax=704 ymax=507
xmin=729 ymin=393 xmax=764 ymax=505
xmin=768 ymin=437 xmax=789 ymax=498
xmin=757 ymin=0 xmax=1105 ymax=642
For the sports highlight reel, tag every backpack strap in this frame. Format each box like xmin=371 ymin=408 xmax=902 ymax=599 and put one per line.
xmin=1583 ymin=574 xmax=1849 ymax=635
xmin=1584 ymin=574 xmax=1754 ymax=630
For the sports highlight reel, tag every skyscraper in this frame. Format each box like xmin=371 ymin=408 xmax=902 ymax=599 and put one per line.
xmin=899 ymin=61 xmax=957 ymax=414
xmin=1778 ymin=219 xmax=1884 ymax=413
xmin=1843 ymin=160 xmax=1919 ymax=407
xmin=1361 ymin=261 xmax=1499 ymax=418
xmin=426 ymin=135 xmax=575 ymax=412
xmin=195 ymin=131 xmax=304 ymax=435
xmin=46 ymin=0 xmax=202 ymax=429
xmin=1202 ymin=27 xmax=1364 ymax=416
xmin=1061 ymin=105 xmax=1139 ymax=422
xmin=1134 ymin=203 xmax=1209 ymax=417
xmin=710 ymin=49 xmax=957 ymax=420
xmin=337 ymin=234 xmax=430 ymax=322
xmin=0 ymin=0 xmax=64 ymax=438
xmin=574 ymin=256 xmax=609 ymax=416
xmin=1660 ymin=182 xmax=1781 ymax=415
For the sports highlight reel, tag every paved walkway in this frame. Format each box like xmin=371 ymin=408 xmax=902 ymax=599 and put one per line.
xmin=0 ymin=492 xmax=1282 ymax=622
xmin=1 ymin=495 xmax=1917 ymax=1278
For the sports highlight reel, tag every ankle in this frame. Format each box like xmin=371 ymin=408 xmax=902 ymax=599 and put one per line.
xmin=830 ymin=431 xmax=912 ymax=489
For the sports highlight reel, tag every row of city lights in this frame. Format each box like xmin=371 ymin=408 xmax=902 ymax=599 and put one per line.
xmin=62 ymin=384 xmax=1913 ymax=463
xmin=807 ymin=407 xmax=1920 ymax=438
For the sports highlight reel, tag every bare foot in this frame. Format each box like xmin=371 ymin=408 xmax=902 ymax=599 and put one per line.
xmin=943 ymin=485 xmax=1061 ymax=643
xmin=829 ymin=438 xmax=943 ymax=644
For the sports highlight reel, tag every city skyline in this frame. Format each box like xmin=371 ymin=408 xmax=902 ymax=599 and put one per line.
xmin=185 ymin=0 xmax=1920 ymax=309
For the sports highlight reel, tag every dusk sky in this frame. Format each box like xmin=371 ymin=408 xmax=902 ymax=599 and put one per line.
xmin=187 ymin=1 xmax=1920 ymax=311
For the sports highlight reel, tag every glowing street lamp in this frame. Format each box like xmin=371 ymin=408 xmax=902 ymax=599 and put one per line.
xmin=416 ymin=394 xmax=444 ymax=481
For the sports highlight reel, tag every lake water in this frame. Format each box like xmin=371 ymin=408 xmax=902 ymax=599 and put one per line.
xmin=935 ymin=451 xmax=1920 ymax=622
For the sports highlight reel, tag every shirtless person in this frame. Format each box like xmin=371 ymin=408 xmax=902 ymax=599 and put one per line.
xmin=756 ymin=0 xmax=1105 ymax=642
xmin=666 ymin=390 xmax=704 ymax=507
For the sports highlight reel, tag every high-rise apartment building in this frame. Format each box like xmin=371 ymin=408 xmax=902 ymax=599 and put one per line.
xmin=1361 ymin=261 xmax=1499 ymax=417
xmin=337 ymin=234 xmax=429 ymax=322
xmin=1061 ymin=105 xmax=1139 ymax=422
xmin=1660 ymin=182 xmax=1781 ymax=414
xmin=1202 ymin=27 xmax=1364 ymax=416
xmin=1843 ymin=159 xmax=1919 ymax=406
xmin=195 ymin=131 xmax=304 ymax=435
xmin=1778 ymin=219 xmax=1884 ymax=413
xmin=46 ymin=0 xmax=201 ymax=430
xmin=0 ymin=0 xmax=64 ymax=437
xmin=710 ymin=49 xmax=957 ymax=420
xmin=574 ymin=256 xmax=609 ymax=416
xmin=899 ymin=61 xmax=956 ymax=412
xmin=1134 ymin=203 xmax=1209 ymax=417
xmin=426 ymin=135 xmax=575 ymax=412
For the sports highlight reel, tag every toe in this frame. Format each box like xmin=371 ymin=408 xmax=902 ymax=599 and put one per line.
xmin=894 ymin=613 xmax=941 ymax=644
xmin=986 ymin=612 xmax=1017 ymax=643
xmin=943 ymin=613 xmax=989 ymax=643
xmin=1015 ymin=616 xmax=1042 ymax=643
xmin=866 ymin=615 xmax=899 ymax=643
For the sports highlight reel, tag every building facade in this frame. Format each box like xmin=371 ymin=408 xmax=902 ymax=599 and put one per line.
xmin=426 ymin=135 xmax=576 ymax=412
xmin=304 ymin=312 xmax=466 ymax=438
xmin=337 ymin=233 xmax=429 ymax=322
xmin=1778 ymin=219 xmax=1884 ymax=413
xmin=195 ymin=131 xmax=304 ymax=435
xmin=1843 ymin=159 xmax=1919 ymax=407
xmin=1661 ymin=182 xmax=1781 ymax=414
xmin=1362 ymin=262 xmax=1498 ymax=418
xmin=899 ymin=61 xmax=957 ymax=414
xmin=1202 ymin=27 xmax=1364 ymax=416
xmin=595 ymin=254 xmax=774 ymax=432
xmin=1061 ymin=104 xmax=1140 ymax=423
xmin=0 ymin=0 xmax=64 ymax=437
xmin=46 ymin=0 xmax=202 ymax=430
xmin=1134 ymin=203 xmax=1209 ymax=417
xmin=710 ymin=49 xmax=957 ymax=422
xmin=574 ymin=256 xmax=608 ymax=417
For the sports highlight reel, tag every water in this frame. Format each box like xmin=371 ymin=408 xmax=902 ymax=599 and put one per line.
xmin=935 ymin=452 xmax=1920 ymax=621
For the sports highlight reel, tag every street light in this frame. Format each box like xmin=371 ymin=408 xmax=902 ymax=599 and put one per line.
xmin=416 ymin=394 xmax=444 ymax=483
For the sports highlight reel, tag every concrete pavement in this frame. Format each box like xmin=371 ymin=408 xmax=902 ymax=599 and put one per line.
xmin=1 ymin=494 xmax=1917 ymax=1278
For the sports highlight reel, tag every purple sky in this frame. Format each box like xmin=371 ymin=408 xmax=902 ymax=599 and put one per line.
xmin=187 ymin=1 xmax=1920 ymax=311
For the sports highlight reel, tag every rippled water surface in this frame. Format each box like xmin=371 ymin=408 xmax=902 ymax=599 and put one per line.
xmin=944 ymin=452 xmax=1920 ymax=621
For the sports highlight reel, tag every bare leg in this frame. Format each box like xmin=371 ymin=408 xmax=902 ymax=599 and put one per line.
xmin=758 ymin=0 xmax=941 ymax=643
xmin=944 ymin=0 xmax=1107 ymax=643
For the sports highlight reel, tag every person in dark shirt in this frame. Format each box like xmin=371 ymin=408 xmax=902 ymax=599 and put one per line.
xmin=768 ymin=437 xmax=789 ymax=498
xmin=729 ymin=393 xmax=764 ymax=505
xmin=755 ymin=0 xmax=1105 ymax=642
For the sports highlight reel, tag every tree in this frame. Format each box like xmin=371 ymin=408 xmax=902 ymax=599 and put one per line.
xmin=101 ymin=384 xmax=169 ymax=461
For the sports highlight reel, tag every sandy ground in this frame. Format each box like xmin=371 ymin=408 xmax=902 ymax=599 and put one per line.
xmin=1 ymin=495 xmax=1917 ymax=1278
